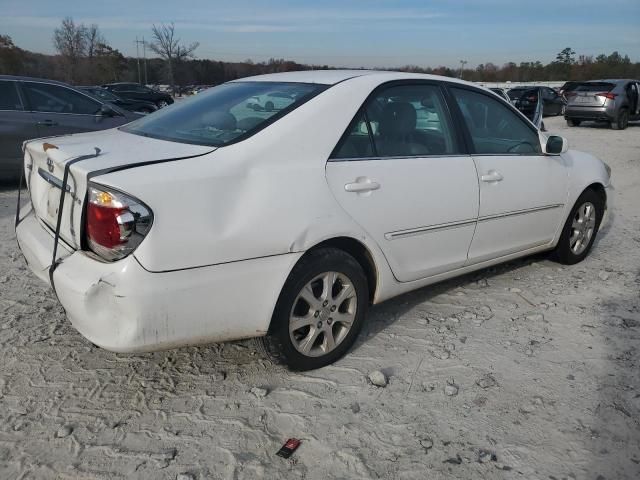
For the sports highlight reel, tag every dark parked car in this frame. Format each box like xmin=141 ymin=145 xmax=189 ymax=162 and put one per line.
xmin=508 ymin=86 xmax=566 ymax=116
xmin=565 ymin=79 xmax=640 ymax=130
xmin=79 ymin=86 xmax=157 ymax=114
xmin=102 ymin=82 xmax=174 ymax=108
xmin=0 ymin=76 xmax=139 ymax=180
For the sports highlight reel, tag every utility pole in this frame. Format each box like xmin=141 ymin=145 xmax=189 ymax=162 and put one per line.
xmin=135 ymin=36 xmax=141 ymax=84
xmin=459 ymin=60 xmax=468 ymax=80
xmin=142 ymin=36 xmax=148 ymax=85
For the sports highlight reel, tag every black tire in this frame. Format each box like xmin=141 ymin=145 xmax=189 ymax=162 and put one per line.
xmin=566 ymin=118 xmax=581 ymax=127
xmin=611 ymin=109 xmax=629 ymax=130
xmin=264 ymin=101 xmax=275 ymax=112
xmin=553 ymin=189 xmax=604 ymax=265
xmin=255 ymin=248 xmax=369 ymax=371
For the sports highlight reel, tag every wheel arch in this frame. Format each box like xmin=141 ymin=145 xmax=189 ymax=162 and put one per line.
xmin=303 ymin=236 xmax=378 ymax=303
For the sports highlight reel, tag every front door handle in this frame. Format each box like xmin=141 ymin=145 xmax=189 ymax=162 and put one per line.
xmin=345 ymin=177 xmax=381 ymax=193
xmin=37 ymin=120 xmax=58 ymax=127
xmin=481 ymin=171 xmax=504 ymax=183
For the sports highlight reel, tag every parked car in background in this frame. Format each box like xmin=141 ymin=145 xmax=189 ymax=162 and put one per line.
xmin=16 ymin=70 xmax=611 ymax=370
xmin=565 ymin=79 xmax=640 ymax=130
xmin=102 ymin=82 xmax=174 ymax=109
xmin=489 ymin=87 xmax=510 ymax=102
xmin=79 ymin=86 xmax=157 ymax=114
xmin=0 ymin=75 xmax=139 ymax=180
xmin=508 ymin=86 xmax=566 ymax=116
xmin=511 ymin=87 xmax=544 ymax=130
xmin=247 ymin=91 xmax=299 ymax=111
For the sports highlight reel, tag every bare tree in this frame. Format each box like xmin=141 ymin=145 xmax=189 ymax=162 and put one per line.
xmin=86 ymin=24 xmax=105 ymax=60
xmin=149 ymin=23 xmax=199 ymax=89
xmin=53 ymin=17 xmax=88 ymax=82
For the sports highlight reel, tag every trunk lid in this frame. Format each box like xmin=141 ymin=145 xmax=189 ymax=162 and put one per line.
xmin=24 ymin=128 xmax=215 ymax=249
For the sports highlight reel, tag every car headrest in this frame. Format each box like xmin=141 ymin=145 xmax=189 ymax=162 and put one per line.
xmin=201 ymin=111 xmax=237 ymax=130
xmin=421 ymin=97 xmax=435 ymax=108
xmin=380 ymin=102 xmax=416 ymax=137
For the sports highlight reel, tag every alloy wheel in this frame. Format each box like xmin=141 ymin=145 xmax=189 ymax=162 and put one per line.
xmin=569 ymin=201 xmax=597 ymax=255
xmin=289 ymin=271 xmax=357 ymax=357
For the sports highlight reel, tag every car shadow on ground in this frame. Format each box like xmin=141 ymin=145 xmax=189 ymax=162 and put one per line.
xmin=351 ymin=252 xmax=551 ymax=353
xmin=573 ymin=120 xmax=640 ymax=129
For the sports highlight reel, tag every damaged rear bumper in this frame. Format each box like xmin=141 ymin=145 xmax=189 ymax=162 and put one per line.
xmin=16 ymin=206 xmax=302 ymax=352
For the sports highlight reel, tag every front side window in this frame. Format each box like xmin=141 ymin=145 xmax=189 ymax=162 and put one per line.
xmin=122 ymin=82 xmax=326 ymax=147
xmin=23 ymin=82 xmax=101 ymax=115
xmin=332 ymin=83 xmax=458 ymax=159
xmin=451 ymin=87 xmax=542 ymax=155
xmin=0 ymin=81 xmax=23 ymax=110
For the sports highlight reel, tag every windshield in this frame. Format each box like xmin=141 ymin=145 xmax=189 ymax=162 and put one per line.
xmin=121 ymin=81 xmax=327 ymax=147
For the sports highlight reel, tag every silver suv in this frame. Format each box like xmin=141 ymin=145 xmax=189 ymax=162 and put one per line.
xmin=564 ymin=79 xmax=640 ymax=130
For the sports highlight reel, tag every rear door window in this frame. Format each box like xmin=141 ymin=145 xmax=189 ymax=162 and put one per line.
xmin=23 ymin=82 xmax=101 ymax=115
xmin=0 ymin=80 xmax=23 ymax=110
xmin=332 ymin=83 xmax=459 ymax=159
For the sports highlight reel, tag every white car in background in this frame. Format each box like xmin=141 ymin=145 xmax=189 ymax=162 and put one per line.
xmin=16 ymin=70 xmax=611 ymax=371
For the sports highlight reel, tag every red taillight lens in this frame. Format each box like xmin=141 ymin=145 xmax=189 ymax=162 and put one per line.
xmin=596 ymin=92 xmax=617 ymax=100
xmin=85 ymin=185 xmax=153 ymax=261
xmin=87 ymin=203 xmax=128 ymax=249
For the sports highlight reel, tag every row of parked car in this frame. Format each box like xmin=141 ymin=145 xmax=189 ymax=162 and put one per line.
xmin=488 ymin=79 xmax=640 ymax=130
xmin=0 ymin=77 xmax=174 ymax=179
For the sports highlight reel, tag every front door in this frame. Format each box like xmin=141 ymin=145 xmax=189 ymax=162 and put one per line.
xmin=326 ymin=82 xmax=479 ymax=282
xmin=449 ymin=86 xmax=568 ymax=263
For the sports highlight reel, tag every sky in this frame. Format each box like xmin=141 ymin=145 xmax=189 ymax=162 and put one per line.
xmin=0 ymin=0 xmax=639 ymax=68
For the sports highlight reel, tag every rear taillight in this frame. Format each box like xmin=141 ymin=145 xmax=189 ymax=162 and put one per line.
xmin=85 ymin=184 xmax=153 ymax=261
xmin=596 ymin=92 xmax=617 ymax=100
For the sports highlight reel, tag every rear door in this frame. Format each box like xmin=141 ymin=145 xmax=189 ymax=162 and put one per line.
xmin=0 ymin=79 xmax=39 ymax=177
xmin=449 ymin=86 xmax=568 ymax=263
xmin=21 ymin=81 xmax=125 ymax=137
xmin=326 ymin=82 xmax=479 ymax=282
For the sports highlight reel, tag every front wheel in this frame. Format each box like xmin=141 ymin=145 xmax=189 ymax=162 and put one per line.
xmin=255 ymin=248 xmax=369 ymax=371
xmin=566 ymin=118 xmax=581 ymax=127
xmin=553 ymin=189 xmax=604 ymax=265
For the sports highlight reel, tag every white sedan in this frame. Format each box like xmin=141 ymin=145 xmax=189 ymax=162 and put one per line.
xmin=16 ymin=70 xmax=611 ymax=371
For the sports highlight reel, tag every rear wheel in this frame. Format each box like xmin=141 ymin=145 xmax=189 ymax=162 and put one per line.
xmin=553 ymin=189 xmax=604 ymax=265
xmin=566 ymin=118 xmax=581 ymax=127
xmin=255 ymin=248 xmax=368 ymax=371
xmin=611 ymin=109 xmax=629 ymax=130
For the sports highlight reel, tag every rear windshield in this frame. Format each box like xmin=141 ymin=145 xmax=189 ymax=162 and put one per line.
xmin=121 ymin=81 xmax=326 ymax=147
xmin=574 ymin=82 xmax=615 ymax=93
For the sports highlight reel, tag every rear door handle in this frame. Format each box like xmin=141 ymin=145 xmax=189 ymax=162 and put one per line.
xmin=37 ymin=120 xmax=58 ymax=127
xmin=345 ymin=178 xmax=381 ymax=193
xmin=481 ymin=171 xmax=504 ymax=182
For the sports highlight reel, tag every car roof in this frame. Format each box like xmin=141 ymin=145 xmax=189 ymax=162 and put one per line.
xmin=0 ymin=75 xmax=73 ymax=87
xmin=231 ymin=69 xmax=480 ymax=87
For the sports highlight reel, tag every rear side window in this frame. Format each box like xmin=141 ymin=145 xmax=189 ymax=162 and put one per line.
xmin=23 ymin=82 xmax=101 ymax=115
xmin=451 ymin=87 xmax=542 ymax=155
xmin=0 ymin=81 xmax=22 ymax=110
xmin=332 ymin=83 xmax=459 ymax=159
xmin=122 ymin=82 xmax=326 ymax=147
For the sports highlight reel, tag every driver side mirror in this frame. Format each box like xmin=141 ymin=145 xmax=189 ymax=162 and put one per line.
xmin=545 ymin=135 xmax=569 ymax=155
xmin=99 ymin=104 xmax=118 ymax=117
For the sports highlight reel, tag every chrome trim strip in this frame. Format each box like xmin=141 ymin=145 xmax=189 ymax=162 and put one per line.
xmin=386 ymin=204 xmax=564 ymax=241
xmin=478 ymin=204 xmax=564 ymax=222
xmin=38 ymin=168 xmax=71 ymax=192
xmin=386 ymin=218 xmax=477 ymax=240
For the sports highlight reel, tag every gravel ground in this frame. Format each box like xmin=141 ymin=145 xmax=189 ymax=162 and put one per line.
xmin=1 ymin=115 xmax=639 ymax=480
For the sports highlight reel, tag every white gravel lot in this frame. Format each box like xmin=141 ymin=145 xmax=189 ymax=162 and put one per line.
xmin=0 ymin=115 xmax=639 ymax=480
